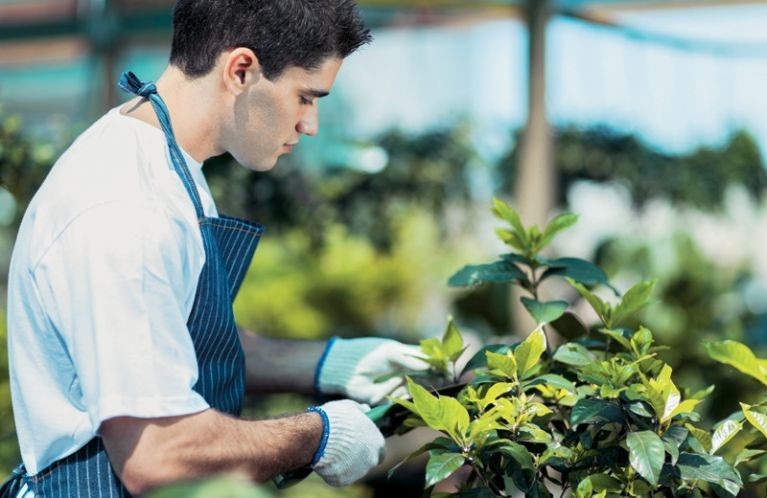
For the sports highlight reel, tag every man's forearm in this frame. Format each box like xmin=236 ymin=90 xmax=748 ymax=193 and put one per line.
xmin=238 ymin=327 xmax=328 ymax=394
xmin=101 ymin=409 xmax=322 ymax=495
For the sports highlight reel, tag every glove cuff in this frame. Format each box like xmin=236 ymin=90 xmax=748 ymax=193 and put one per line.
xmin=314 ymin=337 xmax=339 ymax=394
xmin=306 ymin=406 xmax=330 ymax=466
xmin=313 ymin=400 xmax=381 ymax=485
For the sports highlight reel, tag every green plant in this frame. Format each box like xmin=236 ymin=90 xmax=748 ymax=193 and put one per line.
xmin=704 ymin=340 xmax=767 ymax=491
xmin=389 ymin=198 xmax=745 ymax=497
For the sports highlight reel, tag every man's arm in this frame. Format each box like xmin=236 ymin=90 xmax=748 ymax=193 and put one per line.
xmin=100 ymin=409 xmax=321 ymax=495
xmin=238 ymin=327 xmax=327 ymax=394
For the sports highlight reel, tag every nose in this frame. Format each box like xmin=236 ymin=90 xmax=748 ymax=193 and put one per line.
xmin=296 ymin=107 xmax=318 ymax=136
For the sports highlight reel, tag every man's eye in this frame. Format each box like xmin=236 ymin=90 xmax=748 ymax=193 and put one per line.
xmin=300 ymin=96 xmax=313 ymax=105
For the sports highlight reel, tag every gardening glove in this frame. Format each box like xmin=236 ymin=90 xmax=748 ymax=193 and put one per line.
xmin=316 ymin=337 xmax=428 ymax=405
xmin=308 ymin=399 xmax=386 ymax=487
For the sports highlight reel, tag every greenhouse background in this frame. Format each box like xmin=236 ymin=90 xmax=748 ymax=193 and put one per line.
xmin=2 ymin=0 xmax=767 ymax=496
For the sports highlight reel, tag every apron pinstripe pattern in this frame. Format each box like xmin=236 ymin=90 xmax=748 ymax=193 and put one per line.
xmin=0 ymin=72 xmax=263 ymax=497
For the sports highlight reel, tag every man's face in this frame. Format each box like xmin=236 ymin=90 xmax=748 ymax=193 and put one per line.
xmin=227 ymin=57 xmax=343 ymax=171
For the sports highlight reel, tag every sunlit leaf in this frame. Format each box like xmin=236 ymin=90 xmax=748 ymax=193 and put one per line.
xmin=539 ymin=213 xmax=578 ymax=249
xmin=486 ymin=351 xmax=518 ymax=380
xmin=492 ymin=198 xmax=527 ymax=242
xmin=461 ymin=344 xmax=511 ymax=375
xmin=627 ymin=431 xmax=664 ymax=487
xmin=442 ymin=317 xmax=464 ymax=361
xmin=705 ymin=340 xmax=767 ymax=387
xmin=514 ymin=328 xmax=547 ymax=379
xmin=711 ymin=419 xmax=742 ymax=454
xmin=741 ymin=402 xmax=767 ymax=440
xmin=406 ymin=377 xmax=445 ymax=432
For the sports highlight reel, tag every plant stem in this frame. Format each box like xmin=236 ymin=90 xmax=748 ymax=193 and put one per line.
xmin=470 ymin=461 xmax=505 ymax=497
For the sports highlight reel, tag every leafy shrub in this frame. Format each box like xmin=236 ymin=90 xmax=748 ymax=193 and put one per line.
xmin=389 ymin=199 xmax=750 ymax=497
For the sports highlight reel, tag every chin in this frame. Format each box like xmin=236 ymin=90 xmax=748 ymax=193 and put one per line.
xmin=233 ymin=153 xmax=278 ymax=172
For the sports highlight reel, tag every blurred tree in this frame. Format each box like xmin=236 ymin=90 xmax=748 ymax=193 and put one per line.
xmin=500 ymin=126 xmax=767 ymax=210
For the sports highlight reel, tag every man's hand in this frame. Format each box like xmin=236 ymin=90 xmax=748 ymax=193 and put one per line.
xmin=316 ymin=337 xmax=429 ymax=405
xmin=311 ymin=399 xmax=386 ymax=486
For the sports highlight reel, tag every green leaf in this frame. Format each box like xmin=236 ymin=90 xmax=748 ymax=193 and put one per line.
xmin=599 ymin=328 xmax=632 ymax=351
xmin=525 ymin=374 xmax=577 ymax=393
xmin=406 ymin=377 xmax=445 ymax=432
xmin=612 ymin=280 xmax=657 ymax=326
xmin=495 ymin=441 xmax=534 ymax=471
xmin=424 ymin=452 xmax=465 ymax=487
xmin=685 ymin=423 xmax=713 ymax=453
xmin=478 ymin=382 xmax=514 ymax=411
xmin=541 ymin=257 xmax=614 ymax=291
xmin=442 ymin=317 xmax=464 ymax=361
xmin=461 ymin=344 xmax=511 ymax=375
xmin=550 ymin=311 xmax=588 ymax=340
xmin=567 ymin=278 xmax=609 ymax=323
xmin=741 ymin=402 xmax=767 ymax=439
xmin=735 ymin=448 xmax=767 ymax=466
xmin=570 ymin=398 xmax=623 ymax=425
xmin=448 ymin=260 xmax=526 ymax=288
xmin=496 ymin=229 xmax=528 ymax=252
xmin=711 ymin=419 xmax=742 ymax=454
xmin=627 ymin=431 xmax=665 ymax=487
xmin=439 ymin=396 xmax=470 ymax=441
xmin=553 ymin=342 xmax=594 ymax=367
xmin=705 ymin=340 xmax=767 ymax=387
xmin=514 ymin=328 xmax=547 ymax=379
xmin=587 ymin=473 xmax=623 ymax=493
xmin=520 ymin=298 xmax=568 ymax=325
xmin=539 ymin=213 xmax=578 ymax=248
xmin=677 ymin=452 xmax=742 ymax=496
xmin=492 ymin=197 xmax=527 ymax=241
xmin=486 ymin=351 xmax=518 ymax=379
xmin=517 ymin=423 xmax=553 ymax=443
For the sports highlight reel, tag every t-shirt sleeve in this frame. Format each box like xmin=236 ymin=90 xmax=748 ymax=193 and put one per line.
xmin=31 ymin=199 xmax=210 ymax=430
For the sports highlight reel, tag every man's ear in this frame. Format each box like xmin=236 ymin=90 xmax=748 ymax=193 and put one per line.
xmin=222 ymin=47 xmax=261 ymax=95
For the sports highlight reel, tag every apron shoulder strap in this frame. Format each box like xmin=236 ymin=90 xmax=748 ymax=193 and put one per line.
xmin=118 ymin=71 xmax=206 ymax=220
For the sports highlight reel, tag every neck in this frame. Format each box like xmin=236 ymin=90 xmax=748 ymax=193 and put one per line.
xmin=120 ymin=65 xmax=224 ymax=163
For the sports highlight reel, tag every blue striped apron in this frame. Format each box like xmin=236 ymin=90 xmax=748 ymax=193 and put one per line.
xmin=0 ymin=71 xmax=264 ymax=497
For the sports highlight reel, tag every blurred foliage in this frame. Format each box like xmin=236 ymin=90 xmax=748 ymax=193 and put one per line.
xmin=501 ymin=126 xmax=767 ymax=210
xmin=205 ymin=126 xmax=477 ymax=250
xmin=0 ymin=310 xmax=18 ymax=476
xmin=234 ymin=208 xmax=466 ymax=341
xmin=0 ymin=108 xmax=67 ymax=227
xmin=146 ymin=474 xmax=371 ymax=498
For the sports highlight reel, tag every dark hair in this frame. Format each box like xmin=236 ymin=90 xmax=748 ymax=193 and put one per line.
xmin=169 ymin=0 xmax=372 ymax=80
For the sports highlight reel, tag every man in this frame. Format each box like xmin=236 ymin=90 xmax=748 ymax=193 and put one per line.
xmin=1 ymin=1 xmax=429 ymax=496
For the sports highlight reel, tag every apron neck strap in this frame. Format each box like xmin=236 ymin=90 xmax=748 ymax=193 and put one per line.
xmin=118 ymin=71 xmax=206 ymax=220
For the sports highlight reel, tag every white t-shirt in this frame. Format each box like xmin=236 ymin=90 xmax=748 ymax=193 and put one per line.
xmin=7 ymin=106 xmax=218 ymax=479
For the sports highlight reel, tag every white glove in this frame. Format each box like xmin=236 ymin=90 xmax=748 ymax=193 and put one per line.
xmin=309 ymin=399 xmax=386 ymax=487
xmin=316 ymin=337 xmax=429 ymax=405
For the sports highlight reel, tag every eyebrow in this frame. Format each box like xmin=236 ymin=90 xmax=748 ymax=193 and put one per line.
xmin=303 ymin=88 xmax=330 ymax=98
